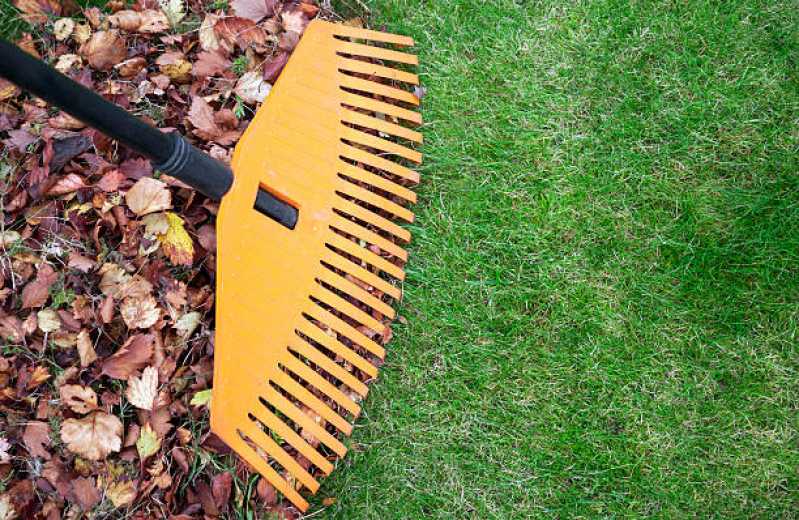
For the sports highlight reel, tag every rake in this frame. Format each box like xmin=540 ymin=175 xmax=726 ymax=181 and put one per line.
xmin=0 ymin=19 xmax=422 ymax=511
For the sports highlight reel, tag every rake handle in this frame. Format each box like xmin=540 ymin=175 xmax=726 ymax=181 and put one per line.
xmin=0 ymin=38 xmax=233 ymax=200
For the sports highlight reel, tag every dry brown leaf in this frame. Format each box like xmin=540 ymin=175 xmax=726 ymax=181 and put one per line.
xmin=232 ymin=0 xmax=277 ymax=22
xmin=188 ymin=96 xmax=219 ymax=138
xmin=80 ymin=31 xmax=127 ymax=71
xmin=61 ymin=411 xmax=122 ymax=461
xmin=71 ymin=477 xmax=101 ymax=511
xmin=199 ymin=14 xmax=220 ymax=51
xmin=99 ymin=263 xmax=131 ymax=297
xmin=46 ymin=173 xmax=86 ymax=196
xmin=120 ymin=295 xmax=160 ymax=329
xmin=21 ymin=264 xmax=57 ymax=309
xmin=102 ymin=333 xmax=154 ymax=379
xmin=73 ymin=22 xmax=92 ymax=44
xmin=12 ymin=0 xmax=60 ymax=24
xmin=192 ymin=50 xmax=230 ymax=78
xmin=54 ymin=53 xmax=81 ymax=73
xmin=59 ymin=385 xmax=98 ymax=414
xmin=115 ymin=56 xmax=147 ymax=78
xmin=105 ymin=479 xmax=137 ymax=507
xmin=109 ymin=9 xmax=169 ymax=33
xmin=67 ymin=252 xmax=96 ymax=272
xmin=23 ymin=421 xmax=51 ymax=459
xmin=125 ymin=177 xmax=171 ymax=216
xmin=214 ymin=17 xmax=267 ymax=52
xmin=126 ymin=366 xmax=158 ymax=410
xmin=76 ymin=329 xmax=98 ymax=368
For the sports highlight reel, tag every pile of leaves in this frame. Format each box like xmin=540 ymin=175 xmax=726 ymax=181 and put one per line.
xmin=0 ymin=0 xmax=363 ymax=517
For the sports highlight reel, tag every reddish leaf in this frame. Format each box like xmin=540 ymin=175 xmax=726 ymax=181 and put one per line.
xmin=211 ymin=472 xmax=233 ymax=511
xmin=21 ymin=264 xmax=58 ymax=309
xmin=192 ymin=50 xmax=230 ymax=78
xmin=72 ymin=477 xmax=101 ymax=511
xmin=231 ymin=0 xmax=277 ymax=22
xmin=102 ymin=333 xmax=154 ymax=379
xmin=23 ymin=421 xmax=51 ymax=459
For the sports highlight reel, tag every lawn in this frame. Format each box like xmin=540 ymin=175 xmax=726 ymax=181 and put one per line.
xmin=317 ymin=0 xmax=799 ymax=517
xmin=2 ymin=0 xmax=798 ymax=517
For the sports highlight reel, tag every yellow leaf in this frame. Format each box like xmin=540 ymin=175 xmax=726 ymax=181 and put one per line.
xmin=136 ymin=423 xmax=161 ymax=460
xmin=159 ymin=212 xmax=194 ymax=266
xmin=190 ymin=388 xmax=212 ymax=407
xmin=105 ymin=479 xmax=137 ymax=508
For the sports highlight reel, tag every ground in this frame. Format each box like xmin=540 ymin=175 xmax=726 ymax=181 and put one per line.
xmin=2 ymin=0 xmax=798 ymax=518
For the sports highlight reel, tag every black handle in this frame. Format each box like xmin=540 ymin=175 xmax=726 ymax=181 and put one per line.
xmin=0 ymin=38 xmax=233 ymax=200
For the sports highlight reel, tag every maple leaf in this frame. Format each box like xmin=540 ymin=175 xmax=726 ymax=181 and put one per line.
xmin=59 ymin=385 xmax=98 ymax=414
xmin=22 ymin=421 xmax=51 ymax=459
xmin=160 ymin=212 xmax=194 ymax=266
xmin=60 ymin=411 xmax=123 ymax=461
xmin=126 ymin=366 xmax=158 ymax=411
xmin=21 ymin=264 xmax=57 ymax=309
xmin=76 ymin=329 xmax=98 ymax=368
xmin=125 ymin=177 xmax=171 ymax=216
xmin=136 ymin=423 xmax=161 ymax=460
xmin=79 ymin=31 xmax=128 ymax=71
xmin=120 ymin=295 xmax=160 ymax=329
xmin=102 ymin=334 xmax=154 ymax=379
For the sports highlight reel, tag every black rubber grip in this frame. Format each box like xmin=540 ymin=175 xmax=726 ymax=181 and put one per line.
xmin=0 ymin=38 xmax=233 ymax=200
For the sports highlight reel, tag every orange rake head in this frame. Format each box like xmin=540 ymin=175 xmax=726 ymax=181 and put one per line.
xmin=210 ymin=20 xmax=422 ymax=511
xmin=0 ymin=17 xmax=421 ymax=514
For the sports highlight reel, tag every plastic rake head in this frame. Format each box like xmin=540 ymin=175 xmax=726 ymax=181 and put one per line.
xmin=210 ymin=20 xmax=422 ymax=511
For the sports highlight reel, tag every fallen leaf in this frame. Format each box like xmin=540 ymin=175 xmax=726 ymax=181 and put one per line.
xmin=322 ymin=497 xmax=337 ymax=506
xmin=23 ymin=421 xmax=51 ymax=459
xmin=71 ymin=477 xmax=101 ymax=511
xmin=76 ymin=329 xmax=98 ymax=368
xmin=281 ymin=8 xmax=308 ymax=34
xmin=102 ymin=333 xmax=154 ymax=379
xmin=160 ymin=212 xmax=194 ymax=265
xmin=0 ymin=437 xmax=10 ymax=464
xmin=54 ymin=53 xmax=81 ymax=73
xmin=126 ymin=366 xmax=158 ymax=410
xmin=125 ymin=177 xmax=171 ymax=216
xmin=80 ymin=31 xmax=127 ymax=71
xmin=136 ymin=423 xmax=161 ymax=460
xmin=73 ymin=22 xmax=92 ymax=44
xmin=198 ymin=14 xmax=220 ymax=51
xmin=98 ymin=263 xmax=132 ymax=297
xmin=256 ymin=477 xmax=277 ymax=504
xmin=190 ymin=388 xmax=211 ymax=407
xmin=109 ymin=9 xmax=169 ymax=33
xmin=155 ymin=51 xmax=192 ymax=83
xmin=60 ymin=411 xmax=123 ymax=461
xmin=0 ymin=230 xmax=21 ymax=247
xmin=59 ymin=385 xmax=98 ymax=414
xmin=193 ymin=50 xmax=230 ymax=78
xmin=67 ymin=252 xmax=96 ymax=272
xmin=105 ymin=479 xmax=137 ymax=507
xmin=120 ymin=295 xmax=160 ymax=329
xmin=37 ymin=309 xmax=61 ymax=333
xmin=234 ymin=71 xmax=271 ymax=104
xmin=214 ymin=17 xmax=267 ymax=52
xmin=232 ymin=0 xmax=276 ymax=22
xmin=174 ymin=311 xmax=201 ymax=338
xmin=13 ymin=0 xmax=60 ymax=24
xmin=211 ymin=472 xmax=233 ymax=511
xmin=53 ymin=18 xmax=75 ymax=41
xmin=46 ymin=173 xmax=86 ymax=196
xmin=115 ymin=57 xmax=147 ymax=78
xmin=188 ymin=96 xmax=219 ymax=138
xmin=159 ymin=0 xmax=185 ymax=28
xmin=21 ymin=264 xmax=57 ymax=309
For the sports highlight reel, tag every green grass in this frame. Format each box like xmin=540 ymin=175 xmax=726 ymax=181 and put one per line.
xmin=317 ymin=1 xmax=799 ymax=518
